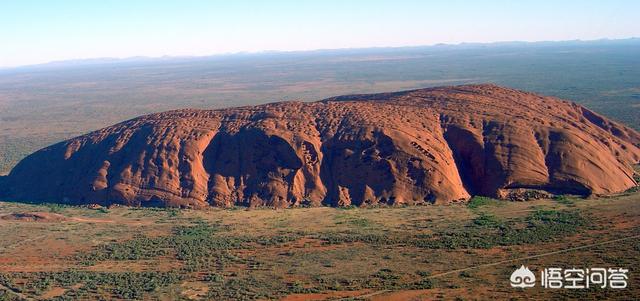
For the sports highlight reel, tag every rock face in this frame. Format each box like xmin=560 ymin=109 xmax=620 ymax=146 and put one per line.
xmin=1 ymin=84 xmax=639 ymax=208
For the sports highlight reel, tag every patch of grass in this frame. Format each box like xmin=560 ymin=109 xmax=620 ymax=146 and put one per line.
xmin=76 ymin=220 xmax=307 ymax=273
xmin=255 ymin=233 xmax=303 ymax=246
xmin=166 ymin=208 xmax=181 ymax=218
xmin=0 ymin=274 xmax=14 ymax=288
xmin=2 ymin=270 xmax=182 ymax=300
xmin=202 ymin=272 xmax=224 ymax=283
xmin=348 ymin=218 xmax=372 ymax=228
xmin=471 ymin=213 xmax=503 ymax=228
xmin=207 ymin=275 xmax=289 ymax=300
xmin=365 ymin=268 xmax=402 ymax=289
xmin=77 ymin=234 xmax=171 ymax=262
xmin=311 ymin=268 xmax=433 ymax=291
xmin=467 ymin=196 xmax=502 ymax=210
xmin=553 ymin=195 xmax=575 ymax=206
xmin=421 ymin=209 xmax=587 ymax=249
xmin=317 ymin=209 xmax=587 ymax=250
xmin=337 ymin=205 xmax=357 ymax=210
xmin=0 ymin=290 xmax=20 ymax=301
xmin=315 ymin=231 xmax=395 ymax=245
xmin=45 ymin=203 xmax=70 ymax=214
xmin=335 ymin=214 xmax=373 ymax=228
xmin=77 ymin=220 xmax=245 ymax=268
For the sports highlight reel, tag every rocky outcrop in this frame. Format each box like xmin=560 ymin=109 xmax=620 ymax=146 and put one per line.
xmin=1 ymin=84 xmax=639 ymax=208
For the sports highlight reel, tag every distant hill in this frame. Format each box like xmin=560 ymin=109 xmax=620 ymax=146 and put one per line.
xmin=0 ymin=37 xmax=640 ymax=71
xmin=3 ymin=37 xmax=639 ymax=71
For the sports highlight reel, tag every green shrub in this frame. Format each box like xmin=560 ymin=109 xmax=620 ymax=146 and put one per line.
xmin=467 ymin=196 xmax=501 ymax=209
xmin=553 ymin=195 xmax=575 ymax=206
xmin=471 ymin=213 xmax=503 ymax=228
xmin=317 ymin=209 xmax=586 ymax=250
xmin=4 ymin=270 xmax=182 ymax=299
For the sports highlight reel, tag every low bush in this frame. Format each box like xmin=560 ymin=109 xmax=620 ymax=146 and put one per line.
xmin=316 ymin=209 xmax=587 ymax=250
xmin=467 ymin=196 xmax=501 ymax=209
xmin=6 ymin=270 xmax=182 ymax=300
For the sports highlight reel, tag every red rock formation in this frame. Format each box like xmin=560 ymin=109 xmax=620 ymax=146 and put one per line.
xmin=2 ymin=84 xmax=638 ymax=208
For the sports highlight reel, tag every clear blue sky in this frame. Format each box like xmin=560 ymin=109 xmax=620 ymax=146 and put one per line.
xmin=1 ymin=0 xmax=638 ymax=67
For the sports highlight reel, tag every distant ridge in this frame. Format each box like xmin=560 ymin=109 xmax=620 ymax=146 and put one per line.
xmin=4 ymin=37 xmax=639 ymax=71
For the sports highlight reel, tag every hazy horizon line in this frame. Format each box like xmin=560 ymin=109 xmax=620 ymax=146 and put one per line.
xmin=2 ymin=36 xmax=638 ymax=70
